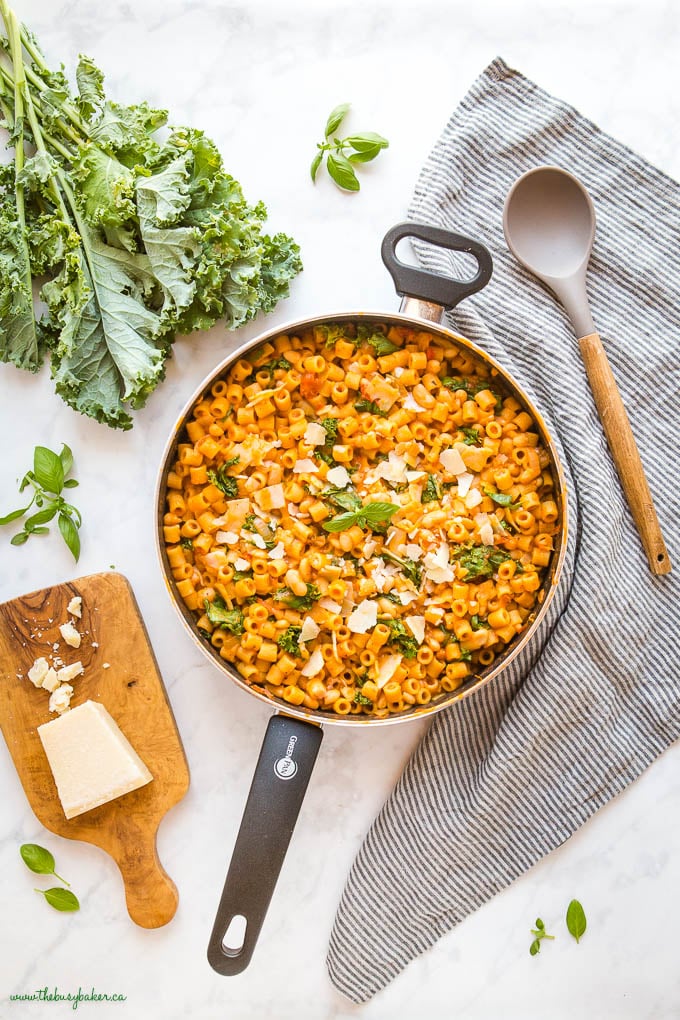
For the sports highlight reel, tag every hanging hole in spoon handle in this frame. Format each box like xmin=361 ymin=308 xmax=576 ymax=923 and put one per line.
xmin=381 ymin=222 xmax=493 ymax=311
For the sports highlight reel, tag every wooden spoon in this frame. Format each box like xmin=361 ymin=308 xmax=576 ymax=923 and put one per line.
xmin=503 ymin=165 xmax=670 ymax=575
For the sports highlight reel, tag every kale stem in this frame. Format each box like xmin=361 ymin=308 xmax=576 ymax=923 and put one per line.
xmin=18 ymin=21 xmax=90 ymax=139
xmin=1 ymin=4 xmax=37 ymax=339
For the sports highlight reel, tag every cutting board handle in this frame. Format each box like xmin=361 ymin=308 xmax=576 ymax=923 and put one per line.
xmin=108 ymin=828 xmax=179 ymax=929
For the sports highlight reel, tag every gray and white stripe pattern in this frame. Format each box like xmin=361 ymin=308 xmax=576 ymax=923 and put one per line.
xmin=326 ymin=57 xmax=679 ymax=1003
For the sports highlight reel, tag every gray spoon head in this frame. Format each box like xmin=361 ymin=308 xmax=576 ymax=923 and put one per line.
xmin=503 ymin=166 xmax=597 ymax=337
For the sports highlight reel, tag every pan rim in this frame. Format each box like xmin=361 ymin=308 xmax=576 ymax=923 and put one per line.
xmin=154 ymin=307 xmax=569 ymax=729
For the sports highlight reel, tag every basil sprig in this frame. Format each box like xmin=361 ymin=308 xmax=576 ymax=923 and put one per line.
xmin=529 ymin=918 xmax=554 ymax=956
xmin=311 ymin=103 xmax=389 ymax=192
xmin=322 ymin=501 xmax=398 ymax=533
xmin=0 ymin=445 xmax=82 ymax=560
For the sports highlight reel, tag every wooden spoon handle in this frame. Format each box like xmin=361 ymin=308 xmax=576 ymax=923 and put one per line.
xmin=579 ymin=333 xmax=671 ymax=575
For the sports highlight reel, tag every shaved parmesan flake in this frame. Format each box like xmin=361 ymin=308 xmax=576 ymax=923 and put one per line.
xmin=233 ymin=557 xmax=250 ymax=572
xmin=440 ymin=448 xmax=466 ymax=475
xmin=377 ymin=451 xmax=407 ymax=484
xmin=403 ymin=393 xmax=426 ymax=412
xmin=304 ymin=422 xmax=327 ymax=446
xmin=293 ymin=459 xmax=318 ymax=474
xmin=404 ymin=615 xmax=426 ymax=644
xmin=246 ymin=387 xmax=276 ymax=406
xmin=326 ymin=465 xmax=351 ymax=487
xmin=301 ymin=648 xmax=324 ymax=677
xmin=318 ymin=597 xmax=342 ymax=614
xmin=397 ymin=590 xmax=419 ymax=606
xmin=300 ymin=617 xmax=320 ymax=643
xmin=465 ymin=488 xmax=483 ymax=509
xmin=216 ymin=530 xmax=239 ymax=545
xmin=67 ymin=597 xmax=82 ymax=619
xmin=347 ymin=599 xmax=378 ymax=634
xmin=256 ymin=483 xmax=285 ymax=510
xmin=404 ymin=543 xmax=423 ymax=561
xmin=456 ymin=472 xmax=474 ymax=498
xmin=479 ymin=526 xmax=495 ymax=550
xmin=405 ymin=470 xmax=427 ymax=483
xmin=268 ymin=542 xmax=286 ymax=560
xmin=376 ymin=654 xmax=402 ymax=689
xmin=251 ymin=534 xmax=267 ymax=549
xmin=423 ymin=544 xmax=455 ymax=584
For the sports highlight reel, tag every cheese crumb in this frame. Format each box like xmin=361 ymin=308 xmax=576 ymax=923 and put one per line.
xmin=57 ymin=661 xmax=84 ymax=684
xmin=27 ymin=657 xmax=50 ymax=688
xmin=41 ymin=668 xmax=60 ymax=693
xmin=59 ymin=621 xmax=81 ymax=649
xmin=67 ymin=596 xmax=82 ymax=619
xmin=49 ymin=683 xmax=74 ymax=714
xmin=268 ymin=542 xmax=286 ymax=560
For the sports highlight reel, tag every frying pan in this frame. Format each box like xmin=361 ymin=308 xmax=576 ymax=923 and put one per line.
xmin=154 ymin=222 xmax=569 ymax=975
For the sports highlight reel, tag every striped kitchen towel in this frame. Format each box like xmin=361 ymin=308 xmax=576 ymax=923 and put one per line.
xmin=326 ymin=57 xmax=680 ymax=1003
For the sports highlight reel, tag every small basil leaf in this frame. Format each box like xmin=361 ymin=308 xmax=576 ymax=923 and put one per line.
xmin=344 ymin=132 xmax=389 ymax=151
xmin=0 ymin=504 xmax=32 ymax=526
xmin=325 ymin=102 xmax=350 ymax=138
xmin=322 ymin=510 xmax=359 ymax=533
xmin=566 ymin=899 xmax=587 ymax=943
xmin=348 ymin=147 xmax=382 ymax=164
xmin=326 ymin=152 xmax=360 ymax=192
xmin=310 ymin=149 xmax=324 ymax=182
xmin=58 ymin=512 xmax=81 ymax=561
xmin=24 ymin=505 xmax=58 ymax=530
xmin=37 ymin=887 xmax=80 ymax=912
xmin=59 ymin=443 xmax=73 ymax=477
xmin=33 ymin=446 xmax=64 ymax=494
xmin=10 ymin=531 xmax=29 ymax=546
xmin=529 ymin=939 xmax=540 ymax=956
xmin=20 ymin=843 xmax=56 ymax=875
xmin=63 ymin=479 xmax=79 ymax=489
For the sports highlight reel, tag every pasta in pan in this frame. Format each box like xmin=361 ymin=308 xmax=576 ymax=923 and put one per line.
xmin=163 ymin=321 xmax=560 ymax=717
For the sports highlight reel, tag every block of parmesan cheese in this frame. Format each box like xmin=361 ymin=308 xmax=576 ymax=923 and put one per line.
xmin=37 ymin=700 xmax=153 ymax=820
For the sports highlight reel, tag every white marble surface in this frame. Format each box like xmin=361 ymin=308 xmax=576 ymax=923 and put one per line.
xmin=1 ymin=0 xmax=679 ymax=1017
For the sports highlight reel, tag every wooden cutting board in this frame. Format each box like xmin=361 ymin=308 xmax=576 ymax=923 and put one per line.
xmin=0 ymin=572 xmax=190 ymax=929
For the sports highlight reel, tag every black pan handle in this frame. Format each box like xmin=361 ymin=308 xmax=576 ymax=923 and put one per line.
xmin=207 ymin=713 xmax=323 ymax=975
xmin=381 ymin=221 xmax=493 ymax=309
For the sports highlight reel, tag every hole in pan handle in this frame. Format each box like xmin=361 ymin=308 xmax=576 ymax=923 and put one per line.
xmin=381 ymin=221 xmax=493 ymax=310
xmin=207 ymin=714 xmax=323 ymax=976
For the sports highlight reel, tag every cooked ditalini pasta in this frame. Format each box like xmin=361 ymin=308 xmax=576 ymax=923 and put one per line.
xmin=163 ymin=322 xmax=560 ymax=717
